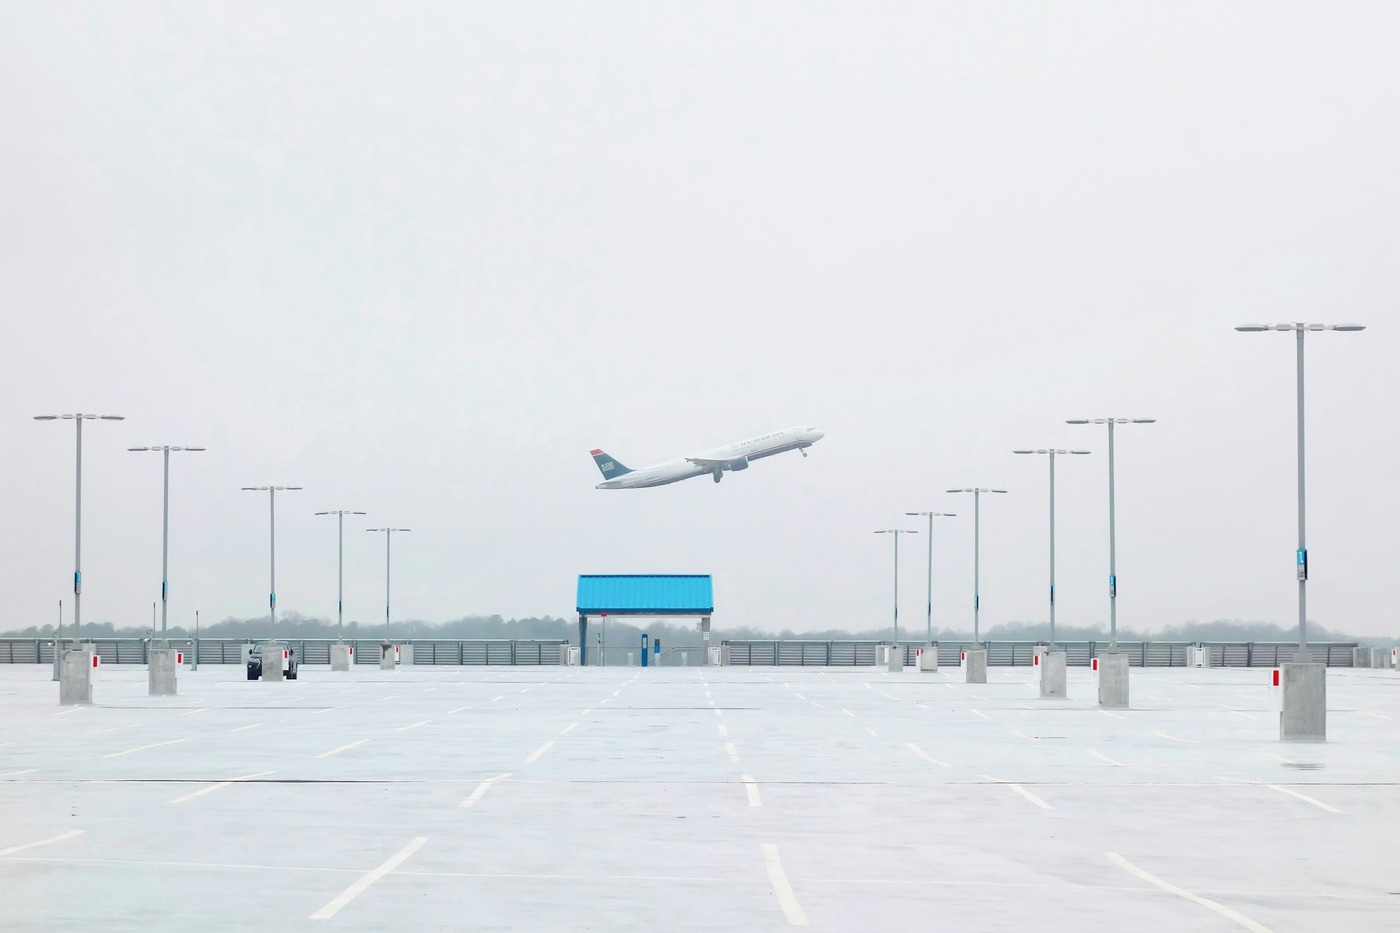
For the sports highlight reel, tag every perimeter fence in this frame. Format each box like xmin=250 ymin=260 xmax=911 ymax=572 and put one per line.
xmin=718 ymin=640 xmax=1360 ymax=668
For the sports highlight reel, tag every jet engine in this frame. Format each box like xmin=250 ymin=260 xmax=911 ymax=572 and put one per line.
xmin=727 ymin=457 xmax=750 ymax=471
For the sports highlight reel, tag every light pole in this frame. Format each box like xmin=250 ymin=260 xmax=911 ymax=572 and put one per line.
xmin=904 ymin=512 xmax=956 ymax=644
xmin=1234 ymin=322 xmax=1365 ymax=658
xmin=315 ymin=510 xmax=366 ymax=643
xmin=945 ymin=488 xmax=1008 ymax=643
xmin=366 ymin=528 xmax=411 ymax=641
xmin=1012 ymin=449 xmax=1090 ymax=647
xmin=241 ymin=486 xmax=302 ymax=637
xmin=1065 ymin=419 xmax=1154 ymax=649
xmin=34 ymin=413 xmax=125 ymax=660
xmin=874 ymin=529 xmax=919 ymax=643
xmin=129 ymin=446 xmax=205 ymax=645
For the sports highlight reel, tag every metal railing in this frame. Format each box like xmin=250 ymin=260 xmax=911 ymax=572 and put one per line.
xmin=0 ymin=637 xmax=568 ymax=666
xmin=719 ymin=640 xmax=1361 ymax=668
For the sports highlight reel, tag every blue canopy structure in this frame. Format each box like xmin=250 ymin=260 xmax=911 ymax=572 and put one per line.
xmin=574 ymin=574 xmax=714 ymax=666
xmin=576 ymin=574 xmax=713 ymax=616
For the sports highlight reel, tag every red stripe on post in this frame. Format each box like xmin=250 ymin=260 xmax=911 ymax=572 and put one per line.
xmin=1092 ymin=658 xmax=1098 ymax=672
xmin=1272 ymin=669 xmax=1280 ymax=687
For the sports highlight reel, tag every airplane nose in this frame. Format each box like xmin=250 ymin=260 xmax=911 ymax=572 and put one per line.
xmin=809 ymin=428 xmax=825 ymax=441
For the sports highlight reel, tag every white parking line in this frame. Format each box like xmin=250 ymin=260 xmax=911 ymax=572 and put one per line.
xmin=169 ymin=771 xmax=276 ymax=805
xmin=560 ymin=723 xmax=577 ymax=735
xmin=182 ymin=708 xmax=208 ymax=717
xmin=970 ymin=709 xmax=990 ymax=720
xmin=980 ymin=775 xmax=1052 ymax=810
xmin=91 ymin=724 xmax=142 ymax=736
xmin=316 ymin=739 xmax=370 ymax=759
xmin=760 ymin=843 xmax=809 ymax=926
xmin=316 ymin=706 xmax=346 ymax=715
xmin=794 ymin=693 xmax=806 ymax=700
xmin=841 ymin=709 xmax=855 ymax=717
xmin=525 ymin=741 xmax=555 ymax=764
xmin=1266 ymin=783 xmax=1342 ymax=813
xmin=104 ymin=739 xmax=188 ymax=759
xmin=582 ymin=707 xmax=594 ymax=716
xmin=1105 ymin=852 xmax=1272 ymax=931
xmin=714 ymin=709 xmax=723 ymax=717
xmin=1098 ymin=709 xmax=1125 ymax=720
xmin=865 ymin=727 xmax=878 ymax=737
xmin=397 ymin=720 xmax=433 ymax=731
xmin=717 ymin=724 xmax=728 ymax=736
xmin=446 ymin=706 xmax=472 ymax=715
xmin=1218 ymin=777 xmax=1341 ymax=813
xmin=1358 ymin=710 xmax=1392 ymax=720
xmin=726 ymin=742 xmax=741 ymax=764
xmin=1228 ymin=710 xmax=1257 ymax=721
xmin=459 ymin=773 xmax=512 ymax=808
xmin=232 ymin=722 xmax=265 ymax=733
xmin=310 ymin=837 xmax=428 ymax=921
xmin=490 ymin=696 xmax=505 ymax=703
xmin=741 ymin=774 xmax=762 ymax=807
xmin=53 ymin=707 xmax=83 ymax=716
xmin=1090 ymin=749 xmax=1126 ymax=766
xmin=0 ymin=829 xmax=85 ymax=857
xmin=1153 ymin=731 xmax=1195 ymax=743
xmin=906 ymin=743 xmax=950 ymax=768
xmin=0 ymin=769 xmax=38 ymax=778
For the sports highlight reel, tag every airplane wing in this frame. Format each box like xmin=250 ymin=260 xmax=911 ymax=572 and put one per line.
xmin=685 ymin=457 xmax=730 ymax=466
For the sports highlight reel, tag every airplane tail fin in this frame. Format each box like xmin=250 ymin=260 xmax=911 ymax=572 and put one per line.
xmin=590 ymin=449 xmax=633 ymax=480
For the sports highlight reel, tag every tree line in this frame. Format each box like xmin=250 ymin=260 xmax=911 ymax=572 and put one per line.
xmin=0 ymin=612 xmax=1391 ymax=647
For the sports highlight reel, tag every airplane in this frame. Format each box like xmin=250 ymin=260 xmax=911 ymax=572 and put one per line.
xmin=590 ymin=425 xmax=826 ymax=488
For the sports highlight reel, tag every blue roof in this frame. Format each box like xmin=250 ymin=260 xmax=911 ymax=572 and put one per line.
xmin=576 ymin=575 xmax=713 ymax=615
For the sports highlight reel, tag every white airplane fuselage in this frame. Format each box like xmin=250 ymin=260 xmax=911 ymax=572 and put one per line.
xmin=591 ymin=425 xmax=825 ymax=489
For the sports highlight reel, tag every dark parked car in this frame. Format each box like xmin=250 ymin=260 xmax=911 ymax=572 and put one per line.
xmin=247 ymin=640 xmax=298 ymax=680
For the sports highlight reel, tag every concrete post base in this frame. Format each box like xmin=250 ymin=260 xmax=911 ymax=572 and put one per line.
xmin=399 ymin=644 xmax=414 ymax=666
xmin=260 ymin=646 xmax=284 ymax=682
xmin=59 ymin=645 xmax=92 ymax=705
xmin=1038 ymin=650 xmax=1067 ymax=699
xmin=1097 ymin=652 xmax=1130 ymax=708
xmin=1279 ymin=662 xmax=1326 ymax=742
xmin=148 ymin=647 xmax=178 ymax=696
xmin=888 ymin=646 xmax=903 ymax=673
xmin=963 ymin=648 xmax=987 ymax=684
xmin=918 ymin=644 xmax=939 ymax=673
xmin=330 ymin=644 xmax=352 ymax=671
xmin=379 ymin=643 xmax=396 ymax=671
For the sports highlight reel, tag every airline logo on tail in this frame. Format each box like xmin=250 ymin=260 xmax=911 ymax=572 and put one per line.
xmin=590 ymin=449 xmax=633 ymax=479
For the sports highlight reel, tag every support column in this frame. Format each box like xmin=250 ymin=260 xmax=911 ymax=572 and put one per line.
xmin=1038 ymin=649 xmax=1066 ymax=699
xmin=59 ymin=643 xmax=92 ymax=705
xmin=918 ymin=643 xmax=939 ymax=673
xmin=262 ymin=645 xmax=286 ymax=681
xmin=330 ymin=643 xmax=352 ymax=671
xmin=700 ymin=616 xmax=711 ymax=665
xmin=148 ymin=647 xmax=178 ymax=696
xmin=378 ymin=642 xmax=396 ymax=671
xmin=963 ymin=648 xmax=987 ymax=684
xmin=1097 ymin=652 xmax=1130 ymax=708
xmin=579 ymin=615 xmax=588 ymax=667
xmin=1279 ymin=663 xmax=1326 ymax=741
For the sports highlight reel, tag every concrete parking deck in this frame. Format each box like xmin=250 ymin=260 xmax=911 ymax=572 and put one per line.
xmin=1 ymin=664 xmax=1398 ymax=931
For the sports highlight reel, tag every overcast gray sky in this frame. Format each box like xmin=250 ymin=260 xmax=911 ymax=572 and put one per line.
xmin=2 ymin=2 xmax=1396 ymax=638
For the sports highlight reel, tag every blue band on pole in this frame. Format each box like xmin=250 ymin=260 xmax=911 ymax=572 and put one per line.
xmin=74 ymin=572 xmax=81 ymax=594
xmin=1109 ymin=575 xmax=1116 ymax=597
xmin=1296 ymin=548 xmax=1308 ymax=581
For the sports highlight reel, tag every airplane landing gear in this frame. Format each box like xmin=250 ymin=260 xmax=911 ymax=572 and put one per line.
xmin=801 ymin=449 xmax=808 ymax=458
